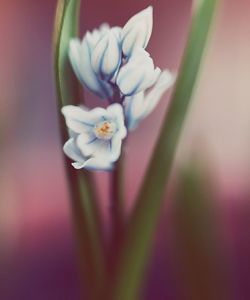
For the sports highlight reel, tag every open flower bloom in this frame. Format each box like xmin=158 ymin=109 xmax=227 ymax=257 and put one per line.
xmin=62 ymin=104 xmax=127 ymax=171
xmin=124 ymin=70 xmax=176 ymax=130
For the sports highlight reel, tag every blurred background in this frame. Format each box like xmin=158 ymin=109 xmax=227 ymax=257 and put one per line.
xmin=1 ymin=0 xmax=250 ymax=299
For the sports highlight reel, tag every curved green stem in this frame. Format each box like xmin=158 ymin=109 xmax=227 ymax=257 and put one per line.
xmin=53 ymin=1 xmax=105 ymax=299
xmin=112 ymin=1 xmax=218 ymax=299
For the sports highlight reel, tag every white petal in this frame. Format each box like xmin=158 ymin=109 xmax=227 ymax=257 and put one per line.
xmin=112 ymin=26 xmax=122 ymax=39
xmin=61 ymin=105 xmax=94 ymax=133
xmin=63 ymin=138 xmax=86 ymax=163
xmin=68 ymin=129 xmax=78 ymax=139
xmin=92 ymin=136 xmax=122 ymax=162
xmin=82 ymin=158 xmax=114 ymax=171
xmin=124 ymin=92 xmax=145 ymax=130
xmin=142 ymin=70 xmax=176 ymax=118
xmin=99 ymin=23 xmax=110 ymax=38
xmin=72 ymin=162 xmax=86 ymax=169
xmin=124 ymin=70 xmax=175 ymax=130
xmin=110 ymin=135 xmax=122 ymax=161
xmin=76 ymin=132 xmax=98 ymax=157
xmin=95 ymin=140 xmax=113 ymax=159
xmin=122 ymin=6 xmax=153 ymax=56
xmin=69 ymin=38 xmax=113 ymax=99
xmin=68 ymin=39 xmax=84 ymax=85
xmin=116 ymin=51 xmax=156 ymax=95
xmin=63 ymin=139 xmax=113 ymax=171
xmin=106 ymin=103 xmax=123 ymax=116
xmin=89 ymin=107 xmax=108 ymax=122
xmin=106 ymin=104 xmax=127 ymax=139
xmin=91 ymin=28 xmax=121 ymax=78
xmin=83 ymin=24 xmax=110 ymax=51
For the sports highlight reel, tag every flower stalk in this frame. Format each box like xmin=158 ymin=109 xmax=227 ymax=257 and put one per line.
xmin=112 ymin=1 xmax=218 ymax=299
xmin=53 ymin=1 xmax=105 ymax=299
xmin=109 ymin=148 xmax=126 ymax=256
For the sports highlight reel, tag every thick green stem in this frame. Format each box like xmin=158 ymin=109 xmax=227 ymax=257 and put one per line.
xmin=112 ymin=1 xmax=218 ymax=299
xmin=53 ymin=1 xmax=105 ymax=299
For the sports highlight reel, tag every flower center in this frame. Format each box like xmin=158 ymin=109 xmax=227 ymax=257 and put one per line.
xmin=94 ymin=121 xmax=117 ymax=140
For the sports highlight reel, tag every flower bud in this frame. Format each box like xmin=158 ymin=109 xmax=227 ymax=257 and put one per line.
xmin=69 ymin=29 xmax=113 ymax=99
xmin=121 ymin=6 xmax=153 ymax=57
xmin=91 ymin=28 xmax=122 ymax=79
xmin=124 ymin=70 xmax=176 ymax=130
xmin=116 ymin=49 xmax=160 ymax=96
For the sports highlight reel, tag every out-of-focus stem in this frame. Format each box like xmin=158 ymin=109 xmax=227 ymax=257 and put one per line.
xmin=112 ymin=1 xmax=218 ymax=299
xmin=110 ymin=150 xmax=125 ymax=245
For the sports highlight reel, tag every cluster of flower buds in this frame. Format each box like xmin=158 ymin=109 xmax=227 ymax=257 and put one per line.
xmin=62 ymin=6 xmax=175 ymax=171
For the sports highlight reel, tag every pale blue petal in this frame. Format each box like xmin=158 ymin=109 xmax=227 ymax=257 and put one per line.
xmin=116 ymin=49 xmax=158 ymax=95
xmin=82 ymin=158 xmax=114 ymax=171
xmin=88 ymin=107 xmax=108 ymax=123
xmin=110 ymin=135 xmax=122 ymax=161
xmin=121 ymin=6 xmax=153 ymax=56
xmin=107 ymin=104 xmax=127 ymax=139
xmin=68 ymin=129 xmax=78 ymax=139
xmin=124 ymin=70 xmax=175 ymax=130
xmin=112 ymin=26 xmax=122 ymax=40
xmin=91 ymin=28 xmax=121 ymax=78
xmin=91 ymin=136 xmax=122 ymax=163
xmin=142 ymin=70 xmax=176 ymax=118
xmin=61 ymin=105 xmax=94 ymax=133
xmin=95 ymin=140 xmax=113 ymax=159
xmin=98 ymin=23 xmax=111 ymax=39
xmin=63 ymin=138 xmax=86 ymax=164
xmin=72 ymin=162 xmax=86 ymax=169
xmin=68 ymin=39 xmax=85 ymax=84
xmin=69 ymin=37 xmax=113 ymax=99
xmin=63 ymin=138 xmax=114 ymax=171
xmin=124 ymin=92 xmax=144 ymax=130
xmin=76 ymin=132 xmax=98 ymax=157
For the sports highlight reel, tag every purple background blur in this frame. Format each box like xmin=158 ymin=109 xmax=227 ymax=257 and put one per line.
xmin=1 ymin=0 xmax=250 ymax=299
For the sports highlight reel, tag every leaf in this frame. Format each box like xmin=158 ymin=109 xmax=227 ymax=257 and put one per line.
xmin=112 ymin=1 xmax=218 ymax=299
xmin=53 ymin=1 xmax=105 ymax=299
xmin=54 ymin=0 xmax=81 ymax=107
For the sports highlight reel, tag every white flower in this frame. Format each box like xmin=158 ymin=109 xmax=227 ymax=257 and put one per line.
xmin=116 ymin=49 xmax=161 ymax=96
xmin=121 ymin=6 xmax=153 ymax=57
xmin=91 ymin=27 xmax=122 ymax=79
xmin=62 ymin=104 xmax=127 ymax=170
xmin=124 ymin=70 xmax=176 ymax=130
xmin=69 ymin=24 xmax=114 ymax=99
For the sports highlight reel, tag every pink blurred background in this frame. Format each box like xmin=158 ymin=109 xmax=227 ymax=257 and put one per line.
xmin=1 ymin=0 xmax=250 ymax=299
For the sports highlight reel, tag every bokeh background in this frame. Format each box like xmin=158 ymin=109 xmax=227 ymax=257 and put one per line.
xmin=1 ymin=0 xmax=250 ymax=299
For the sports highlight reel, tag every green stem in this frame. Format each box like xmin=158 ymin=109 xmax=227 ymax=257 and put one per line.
xmin=53 ymin=1 xmax=105 ymax=299
xmin=112 ymin=1 xmax=218 ymax=299
xmin=110 ymin=151 xmax=125 ymax=242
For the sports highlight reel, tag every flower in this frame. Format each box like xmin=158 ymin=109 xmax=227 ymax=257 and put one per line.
xmin=64 ymin=6 xmax=176 ymax=171
xmin=69 ymin=24 xmax=115 ymax=99
xmin=124 ymin=70 xmax=176 ymax=130
xmin=116 ymin=49 xmax=161 ymax=96
xmin=121 ymin=6 xmax=153 ymax=57
xmin=68 ymin=7 xmax=156 ymax=102
xmin=62 ymin=104 xmax=127 ymax=171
